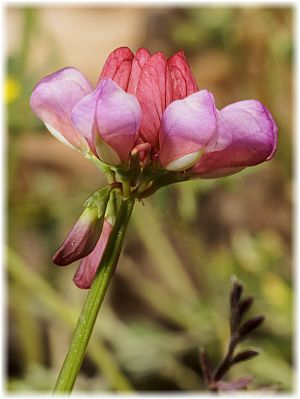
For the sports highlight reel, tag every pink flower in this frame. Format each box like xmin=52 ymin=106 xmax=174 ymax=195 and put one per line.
xmin=159 ymin=97 xmax=277 ymax=176
xmin=30 ymin=46 xmax=277 ymax=175
xmin=30 ymin=47 xmax=278 ymax=288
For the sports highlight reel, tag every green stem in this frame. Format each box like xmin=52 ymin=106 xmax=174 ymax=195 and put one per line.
xmin=7 ymin=247 xmax=133 ymax=391
xmin=53 ymin=198 xmax=134 ymax=393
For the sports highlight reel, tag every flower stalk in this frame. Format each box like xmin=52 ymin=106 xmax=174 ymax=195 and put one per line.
xmin=53 ymin=198 xmax=134 ymax=393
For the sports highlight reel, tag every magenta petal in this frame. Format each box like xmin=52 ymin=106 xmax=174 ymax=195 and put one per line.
xmin=30 ymin=67 xmax=93 ymax=150
xmin=136 ymin=52 xmax=172 ymax=147
xmin=96 ymin=79 xmax=142 ymax=163
xmin=159 ymin=90 xmax=218 ymax=170
xmin=127 ymin=48 xmax=151 ymax=95
xmin=99 ymin=47 xmax=134 ymax=91
xmin=191 ymin=100 xmax=278 ymax=178
xmin=168 ymin=50 xmax=199 ymax=101
xmin=73 ymin=220 xmax=113 ymax=289
xmin=53 ymin=207 xmax=103 ymax=266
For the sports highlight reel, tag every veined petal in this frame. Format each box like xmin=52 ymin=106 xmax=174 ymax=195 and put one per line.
xmin=99 ymin=47 xmax=134 ymax=91
xmin=191 ymin=100 xmax=278 ymax=178
xmin=159 ymin=90 xmax=218 ymax=171
xmin=136 ymin=52 xmax=172 ymax=147
xmin=127 ymin=47 xmax=151 ymax=95
xmin=168 ymin=50 xmax=198 ymax=101
xmin=96 ymin=79 xmax=142 ymax=164
xmin=30 ymin=67 xmax=93 ymax=151
xmin=73 ymin=219 xmax=113 ymax=289
xmin=53 ymin=207 xmax=104 ymax=267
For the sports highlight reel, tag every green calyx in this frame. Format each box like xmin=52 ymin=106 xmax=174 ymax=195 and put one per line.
xmin=84 ymin=185 xmax=115 ymax=219
xmin=86 ymin=151 xmax=191 ymax=203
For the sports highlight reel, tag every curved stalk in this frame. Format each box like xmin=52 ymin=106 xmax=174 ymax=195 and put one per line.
xmin=53 ymin=198 xmax=135 ymax=393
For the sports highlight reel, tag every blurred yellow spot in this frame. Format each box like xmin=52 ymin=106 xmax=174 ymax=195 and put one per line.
xmin=5 ymin=77 xmax=21 ymax=104
xmin=262 ymin=273 xmax=290 ymax=308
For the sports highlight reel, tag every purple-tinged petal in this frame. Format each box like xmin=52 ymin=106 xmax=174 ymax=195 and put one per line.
xmin=127 ymin=47 xmax=151 ymax=95
xmin=73 ymin=219 xmax=113 ymax=289
xmin=159 ymin=90 xmax=218 ymax=171
xmin=99 ymin=47 xmax=134 ymax=91
xmin=96 ymin=79 xmax=142 ymax=164
xmin=191 ymin=100 xmax=278 ymax=178
xmin=53 ymin=207 xmax=103 ymax=266
xmin=136 ymin=52 xmax=172 ymax=147
xmin=71 ymin=83 xmax=102 ymax=156
xmin=168 ymin=50 xmax=199 ymax=101
xmin=30 ymin=67 xmax=93 ymax=151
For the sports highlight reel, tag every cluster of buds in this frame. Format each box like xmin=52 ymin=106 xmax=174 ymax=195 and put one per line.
xmin=30 ymin=47 xmax=278 ymax=288
xmin=199 ymin=277 xmax=265 ymax=392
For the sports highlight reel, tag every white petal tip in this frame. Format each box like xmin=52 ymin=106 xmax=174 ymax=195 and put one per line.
xmin=95 ymin=134 xmax=121 ymax=165
xmin=44 ymin=122 xmax=75 ymax=149
xmin=165 ymin=150 xmax=202 ymax=172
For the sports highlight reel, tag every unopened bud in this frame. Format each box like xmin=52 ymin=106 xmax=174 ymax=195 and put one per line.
xmin=237 ymin=296 xmax=254 ymax=323
xmin=53 ymin=207 xmax=104 ymax=266
xmin=231 ymin=349 xmax=259 ymax=365
xmin=230 ymin=278 xmax=243 ymax=309
xmin=239 ymin=315 xmax=265 ymax=339
xmin=73 ymin=219 xmax=113 ymax=288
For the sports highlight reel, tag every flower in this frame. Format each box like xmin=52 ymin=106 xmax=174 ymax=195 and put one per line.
xmin=159 ymin=97 xmax=277 ymax=177
xmin=30 ymin=47 xmax=278 ymax=288
xmin=30 ymin=46 xmax=277 ymax=177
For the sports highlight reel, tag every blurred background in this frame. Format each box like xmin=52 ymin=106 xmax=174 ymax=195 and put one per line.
xmin=6 ymin=5 xmax=293 ymax=393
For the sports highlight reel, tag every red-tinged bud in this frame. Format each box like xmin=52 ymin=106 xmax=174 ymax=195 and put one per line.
xmin=73 ymin=219 xmax=113 ymax=289
xmin=53 ymin=207 xmax=104 ymax=266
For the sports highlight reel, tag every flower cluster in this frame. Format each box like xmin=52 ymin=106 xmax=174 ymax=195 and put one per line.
xmin=30 ymin=47 xmax=278 ymax=288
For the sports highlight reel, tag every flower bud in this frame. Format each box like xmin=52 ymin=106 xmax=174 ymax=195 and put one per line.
xmin=73 ymin=219 xmax=113 ymax=289
xmin=239 ymin=315 xmax=265 ymax=340
xmin=231 ymin=349 xmax=259 ymax=365
xmin=230 ymin=279 xmax=243 ymax=309
xmin=236 ymin=296 xmax=254 ymax=324
xmin=53 ymin=207 xmax=104 ymax=266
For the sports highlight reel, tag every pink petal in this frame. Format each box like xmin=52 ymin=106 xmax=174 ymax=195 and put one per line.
xmin=127 ymin=47 xmax=151 ymax=95
xmin=136 ymin=52 xmax=172 ymax=147
xmin=167 ymin=50 xmax=198 ymax=101
xmin=71 ymin=83 xmax=102 ymax=156
xmin=99 ymin=47 xmax=134 ymax=91
xmin=30 ymin=67 xmax=93 ymax=151
xmin=191 ymin=100 xmax=278 ymax=178
xmin=96 ymin=79 xmax=142 ymax=164
xmin=53 ymin=207 xmax=104 ymax=267
xmin=73 ymin=219 xmax=113 ymax=289
xmin=159 ymin=90 xmax=218 ymax=171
